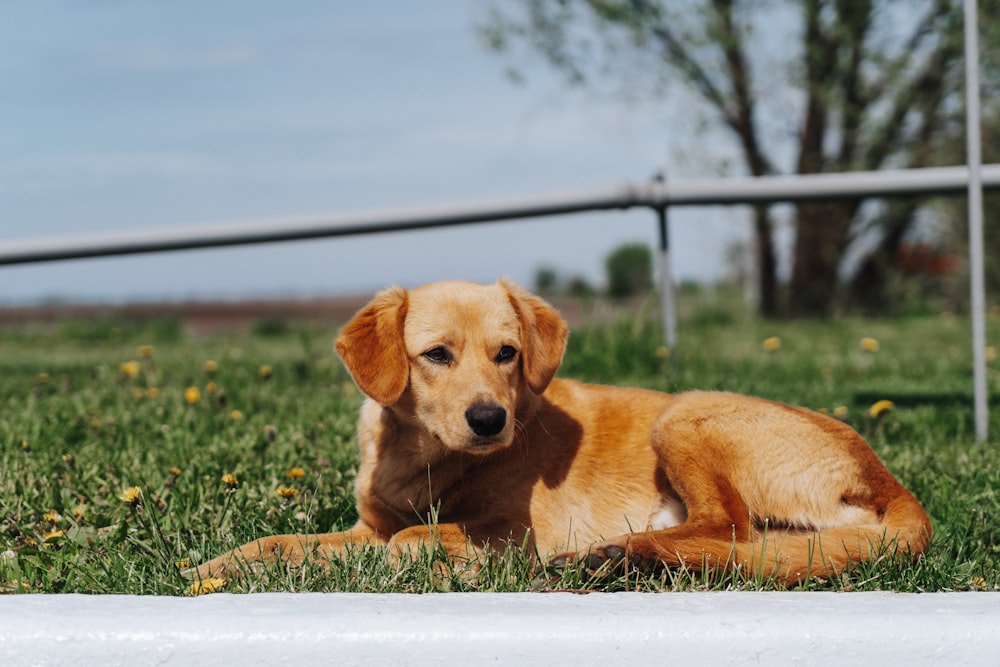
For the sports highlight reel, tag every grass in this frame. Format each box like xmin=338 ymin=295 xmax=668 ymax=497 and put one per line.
xmin=1 ymin=292 xmax=998 ymax=595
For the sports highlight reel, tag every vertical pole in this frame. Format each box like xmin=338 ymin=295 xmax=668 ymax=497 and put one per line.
xmin=656 ymin=206 xmax=677 ymax=350
xmin=965 ymin=0 xmax=989 ymax=441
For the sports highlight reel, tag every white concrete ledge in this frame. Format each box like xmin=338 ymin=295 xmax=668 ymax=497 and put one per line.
xmin=2 ymin=592 xmax=998 ymax=666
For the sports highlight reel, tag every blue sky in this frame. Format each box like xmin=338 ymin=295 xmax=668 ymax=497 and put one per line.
xmin=1 ymin=1 xmax=749 ymax=303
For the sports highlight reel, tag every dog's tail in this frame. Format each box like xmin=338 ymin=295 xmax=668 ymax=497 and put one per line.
xmin=655 ymin=493 xmax=932 ymax=584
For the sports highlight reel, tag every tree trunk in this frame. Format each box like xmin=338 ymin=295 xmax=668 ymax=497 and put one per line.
xmin=788 ymin=201 xmax=856 ymax=317
xmin=752 ymin=205 xmax=779 ymax=317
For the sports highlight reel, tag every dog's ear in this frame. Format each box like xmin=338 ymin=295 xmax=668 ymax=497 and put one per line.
xmin=500 ymin=278 xmax=568 ymax=394
xmin=335 ymin=286 xmax=409 ymax=406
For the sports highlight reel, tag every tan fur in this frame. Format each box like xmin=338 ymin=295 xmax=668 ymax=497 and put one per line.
xmin=191 ymin=279 xmax=931 ymax=584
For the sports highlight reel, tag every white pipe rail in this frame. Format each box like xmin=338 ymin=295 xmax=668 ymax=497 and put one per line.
xmin=2 ymin=164 xmax=1000 ymax=266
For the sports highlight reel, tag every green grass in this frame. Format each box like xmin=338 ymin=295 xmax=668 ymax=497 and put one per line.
xmin=1 ymin=294 xmax=998 ymax=595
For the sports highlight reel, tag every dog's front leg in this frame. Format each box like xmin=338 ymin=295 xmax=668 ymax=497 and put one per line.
xmin=187 ymin=523 xmax=383 ymax=582
xmin=387 ymin=523 xmax=485 ymax=570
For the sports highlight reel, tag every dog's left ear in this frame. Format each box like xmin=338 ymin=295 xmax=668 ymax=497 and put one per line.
xmin=500 ymin=278 xmax=568 ymax=394
xmin=335 ymin=286 xmax=409 ymax=406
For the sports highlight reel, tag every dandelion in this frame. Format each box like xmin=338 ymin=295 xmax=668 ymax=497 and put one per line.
xmin=655 ymin=346 xmax=670 ymax=360
xmin=286 ymin=467 xmax=306 ymax=479
xmin=869 ymin=400 xmax=894 ymax=418
xmin=833 ymin=405 xmax=849 ymax=419
xmin=229 ymin=409 xmax=244 ymax=420
xmin=72 ymin=506 xmax=86 ymax=522
xmin=175 ymin=558 xmax=191 ymax=569
xmin=61 ymin=453 xmax=75 ymax=468
xmin=43 ymin=530 xmax=65 ymax=542
xmin=970 ymin=576 xmax=989 ymax=590
xmin=184 ymin=386 xmax=201 ymax=405
xmin=20 ymin=439 xmax=30 ymax=452
xmin=259 ymin=365 xmax=273 ymax=380
xmin=204 ymin=360 xmax=219 ymax=375
xmin=119 ymin=486 xmax=143 ymax=507
xmin=42 ymin=510 xmax=62 ymax=524
xmin=189 ymin=577 xmax=226 ymax=596
xmin=221 ymin=473 xmax=239 ymax=489
xmin=206 ymin=381 xmax=218 ymax=395
xmin=168 ymin=466 xmax=182 ymax=477
xmin=276 ymin=487 xmax=299 ymax=499
xmin=137 ymin=345 xmax=154 ymax=358
xmin=860 ymin=337 xmax=880 ymax=352
xmin=36 ymin=372 xmax=50 ymax=386
xmin=987 ymin=346 xmax=997 ymax=363
xmin=120 ymin=361 xmax=141 ymax=380
xmin=762 ymin=336 xmax=781 ymax=352
xmin=146 ymin=387 xmax=160 ymax=399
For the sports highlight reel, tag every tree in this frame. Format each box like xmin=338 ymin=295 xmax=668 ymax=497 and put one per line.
xmin=605 ymin=242 xmax=653 ymax=298
xmin=482 ymin=0 xmax=969 ymax=317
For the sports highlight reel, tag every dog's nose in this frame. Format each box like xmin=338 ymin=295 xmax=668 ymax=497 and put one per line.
xmin=465 ymin=404 xmax=507 ymax=437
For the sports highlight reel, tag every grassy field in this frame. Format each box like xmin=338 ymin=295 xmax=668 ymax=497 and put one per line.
xmin=1 ymin=293 xmax=998 ymax=595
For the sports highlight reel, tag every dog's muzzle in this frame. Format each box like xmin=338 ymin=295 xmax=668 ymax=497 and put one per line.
xmin=464 ymin=404 xmax=507 ymax=438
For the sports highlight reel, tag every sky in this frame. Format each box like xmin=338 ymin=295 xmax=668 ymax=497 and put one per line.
xmin=0 ymin=1 xmax=752 ymax=304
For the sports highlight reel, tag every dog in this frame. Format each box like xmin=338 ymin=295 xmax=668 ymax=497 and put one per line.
xmin=191 ymin=278 xmax=931 ymax=584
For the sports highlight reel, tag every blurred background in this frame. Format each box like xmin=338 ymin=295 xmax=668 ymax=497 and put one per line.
xmin=3 ymin=1 xmax=998 ymax=319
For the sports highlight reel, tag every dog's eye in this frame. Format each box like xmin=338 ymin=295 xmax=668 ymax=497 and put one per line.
xmin=495 ymin=345 xmax=517 ymax=363
xmin=422 ymin=347 xmax=451 ymax=364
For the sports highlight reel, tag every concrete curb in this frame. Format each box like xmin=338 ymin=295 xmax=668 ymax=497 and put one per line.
xmin=2 ymin=592 xmax=998 ymax=666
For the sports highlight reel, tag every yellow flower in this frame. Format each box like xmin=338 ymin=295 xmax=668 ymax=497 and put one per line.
xmin=762 ymin=336 xmax=781 ymax=352
xmin=189 ymin=577 xmax=226 ymax=596
xmin=184 ymin=386 xmax=201 ymax=405
xmin=42 ymin=510 xmax=62 ymax=524
xmin=286 ymin=467 xmax=306 ymax=479
xmin=221 ymin=473 xmax=239 ymax=489
xmin=36 ymin=372 xmax=50 ymax=385
xmin=119 ymin=486 xmax=143 ymax=507
xmin=970 ymin=576 xmax=989 ymax=590
xmin=72 ymin=506 xmax=86 ymax=521
xmin=146 ymin=387 xmax=160 ymax=399
xmin=868 ymin=400 xmax=894 ymax=418
xmin=859 ymin=337 xmax=879 ymax=352
xmin=168 ymin=466 xmax=182 ymax=477
xmin=175 ymin=558 xmax=191 ymax=569
xmin=276 ymin=487 xmax=299 ymax=499
xmin=655 ymin=346 xmax=670 ymax=360
xmin=229 ymin=409 xmax=244 ymax=420
xmin=203 ymin=360 xmax=218 ymax=375
xmin=259 ymin=365 xmax=273 ymax=380
xmin=137 ymin=345 xmax=154 ymax=358
xmin=833 ymin=405 xmax=849 ymax=419
xmin=43 ymin=530 xmax=65 ymax=542
xmin=987 ymin=346 xmax=997 ymax=363
xmin=206 ymin=381 xmax=218 ymax=395
xmin=120 ymin=360 xmax=141 ymax=379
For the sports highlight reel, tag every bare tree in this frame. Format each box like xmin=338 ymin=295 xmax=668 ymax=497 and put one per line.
xmin=482 ymin=0 xmax=966 ymax=316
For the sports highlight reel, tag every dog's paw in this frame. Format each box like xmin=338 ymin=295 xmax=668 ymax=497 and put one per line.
xmin=181 ymin=554 xmax=244 ymax=589
xmin=549 ymin=541 xmax=655 ymax=576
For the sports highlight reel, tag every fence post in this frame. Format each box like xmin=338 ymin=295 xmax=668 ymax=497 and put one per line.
xmin=965 ymin=0 xmax=989 ymax=442
xmin=655 ymin=205 xmax=677 ymax=350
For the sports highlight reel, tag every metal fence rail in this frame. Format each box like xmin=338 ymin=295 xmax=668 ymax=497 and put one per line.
xmin=2 ymin=164 xmax=1000 ymax=266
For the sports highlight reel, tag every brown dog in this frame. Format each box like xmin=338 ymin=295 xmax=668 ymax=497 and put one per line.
xmin=192 ymin=279 xmax=931 ymax=584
